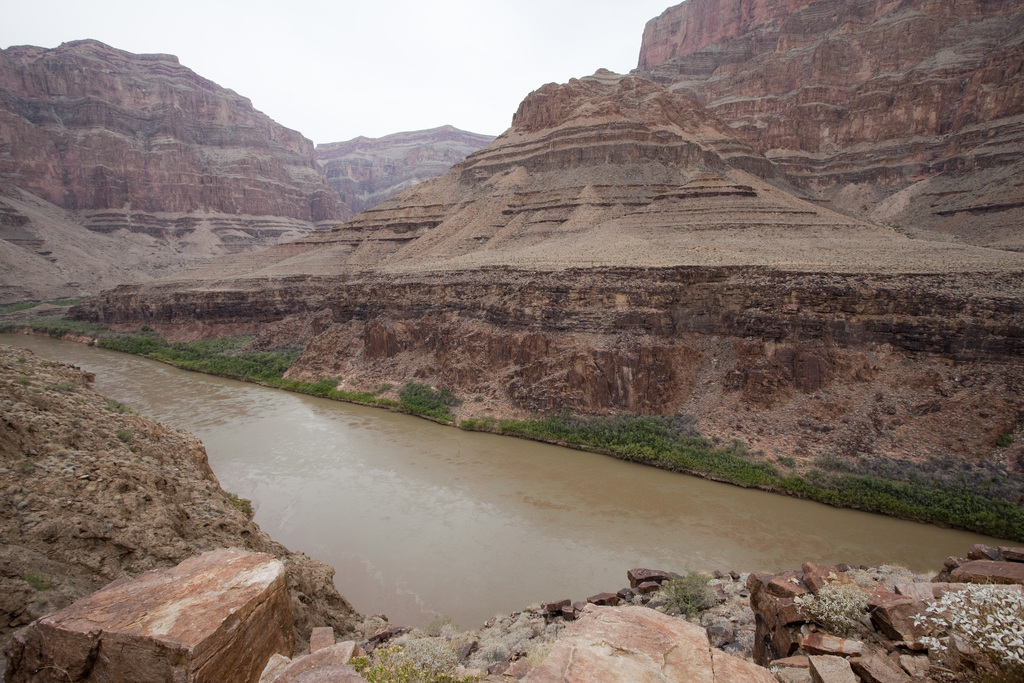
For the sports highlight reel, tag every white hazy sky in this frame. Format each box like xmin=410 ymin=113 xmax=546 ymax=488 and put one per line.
xmin=2 ymin=0 xmax=676 ymax=145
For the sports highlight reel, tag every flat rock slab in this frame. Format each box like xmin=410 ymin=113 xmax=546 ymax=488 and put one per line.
xmin=951 ymin=559 xmax=1024 ymax=585
xmin=523 ymin=605 xmax=775 ymax=682
xmin=308 ymin=627 xmax=334 ymax=653
xmin=809 ymin=654 xmax=857 ymax=683
xmin=8 ymin=548 xmax=292 ymax=683
xmin=261 ymin=643 xmax=364 ymax=683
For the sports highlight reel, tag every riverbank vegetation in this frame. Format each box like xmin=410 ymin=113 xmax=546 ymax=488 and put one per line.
xmin=3 ymin=315 xmax=1022 ymax=541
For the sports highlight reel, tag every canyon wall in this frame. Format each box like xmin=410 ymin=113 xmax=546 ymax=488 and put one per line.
xmin=71 ymin=63 xmax=1024 ymax=476
xmin=316 ymin=125 xmax=494 ymax=215
xmin=0 ymin=40 xmax=350 ymax=303
xmin=637 ymin=0 xmax=1024 ymax=251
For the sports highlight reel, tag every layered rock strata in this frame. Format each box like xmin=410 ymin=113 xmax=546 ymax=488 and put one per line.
xmin=316 ymin=125 xmax=495 ymax=215
xmin=71 ymin=72 xmax=1024 ymax=471
xmin=7 ymin=549 xmax=293 ymax=683
xmin=0 ymin=345 xmax=361 ymax=658
xmin=0 ymin=40 xmax=349 ymax=302
xmin=637 ymin=0 xmax=1024 ymax=251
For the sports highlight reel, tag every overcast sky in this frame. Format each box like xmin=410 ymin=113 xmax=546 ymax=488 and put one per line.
xmin=2 ymin=0 xmax=676 ymax=145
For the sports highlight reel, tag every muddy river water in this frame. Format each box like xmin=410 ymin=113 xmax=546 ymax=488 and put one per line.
xmin=2 ymin=334 xmax=1009 ymax=629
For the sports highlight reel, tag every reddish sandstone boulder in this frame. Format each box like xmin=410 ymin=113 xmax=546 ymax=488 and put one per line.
xmin=808 ymin=655 xmax=857 ymax=683
xmin=260 ymin=642 xmax=364 ymax=683
xmin=523 ymin=605 xmax=775 ymax=682
xmin=586 ymin=592 xmax=620 ymax=606
xmin=1000 ymin=546 xmax=1024 ymax=562
xmin=800 ymin=633 xmax=865 ymax=658
xmin=868 ymin=589 xmax=925 ymax=643
xmin=627 ymin=568 xmax=672 ymax=588
xmin=802 ymin=563 xmax=852 ymax=594
xmin=7 ymin=548 xmax=292 ymax=683
xmin=951 ymin=560 xmax=1024 ymax=586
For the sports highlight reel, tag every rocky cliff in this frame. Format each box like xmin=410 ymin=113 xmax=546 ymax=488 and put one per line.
xmin=316 ymin=125 xmax=495 ymax=215
xmin=0 ymin=344 xmax=362 ymax=659
xmin=637 ymin=0 xmax=1024 ymax=251
xmin=70 ymin=72 xmax=1024 ymax=475
xmin=0 ymin=40 xmax=350 ymax=304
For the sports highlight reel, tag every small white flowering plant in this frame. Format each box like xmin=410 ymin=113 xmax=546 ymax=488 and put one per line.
xmin=795 ymin=582 xmax=868 ymax=634
xmin=915 ymin=584 xmax=1024 ymax=680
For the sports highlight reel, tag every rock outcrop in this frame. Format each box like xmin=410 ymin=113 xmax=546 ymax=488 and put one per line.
xmin=522 ymin=604 xmax=774 ymax=682
xmin=749 ymin=549 xmax=1024 ymax=680
xmin=316 ymin=125 xmax=494 ymax=215
xmin=0 ymin=40 xmax=349 ymax=303
xmin=7 ymin=548 xmax=292 ymax=683
xmin=637 ymin=0 xmax=1024 ymax=251
xmin=0 ymin=345 xmax=361 ymax=658
xmin=69 ymin=71 xmax=1024 ymax=475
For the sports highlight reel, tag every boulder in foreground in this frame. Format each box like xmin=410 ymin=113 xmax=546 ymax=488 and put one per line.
xmin=523 ymin=604 xmax=774 ymax=682
xmin=7 ymin=548 xmax=292 ymax=683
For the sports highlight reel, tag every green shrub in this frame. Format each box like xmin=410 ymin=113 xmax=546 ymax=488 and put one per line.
xmin=399 ymin=382 xmax=461 ymax=422
xmin=459 ymin=417 xmax=495 ymax=431
xmin=23 ymin=571 xmax=51 ymax=591
xmin=0 ymin=301 xmax=38 ymax=315
xmin=354 ymin=642 xmax=469 ymax=683
xmin=660 ymin=573 xmax=714 ymax=617
xmin=116 ymin=430 xmax=133 ymax=444
xmin=104 ymin=399 xmax=134 ymax=414
xmin=997 ymin=433 xmax=1014 ymax=447
xmin=778 ymin=456 xmax=796 ymax=468
xmin=423 ymin=614 xmax=459 ymax=638
xmin=226 ymin=492 xmax=253 ymax=517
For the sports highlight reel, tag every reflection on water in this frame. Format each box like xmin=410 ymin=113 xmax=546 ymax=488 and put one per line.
xmin=3 ymin=334 xmax=1008 ymax=629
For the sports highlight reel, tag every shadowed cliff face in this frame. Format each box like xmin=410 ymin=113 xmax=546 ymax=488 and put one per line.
xmin=636 ymin=0 xmax=1024 ymax=251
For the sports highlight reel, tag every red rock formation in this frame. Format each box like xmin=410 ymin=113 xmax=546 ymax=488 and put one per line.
xmin=7 ymin=549 xmax=293 ymax=683
xmin=637 ymin=0 xmax=1024 ymax=250
xmin=0 ymin=40 xmax=346 ymax=224
xmin=71 ymin=72 xmax=1024 ymax=479
xmin=523 ymin=605 xmax=775 ymax=682
xmin=0 ymin=40 xmax=351 ymax=303
xmin=638 ymin=0 xmax=809 ymax=71
xmin=316 ymin=126 xmax=494 ymax=215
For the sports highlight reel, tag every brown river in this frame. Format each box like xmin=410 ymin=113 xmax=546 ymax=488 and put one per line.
xmin=2 ymin=334 xmax=1010 ymax=630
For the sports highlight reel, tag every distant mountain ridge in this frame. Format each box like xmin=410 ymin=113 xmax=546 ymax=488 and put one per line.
xmin=316 ymin=126 xmax=495 ymax=215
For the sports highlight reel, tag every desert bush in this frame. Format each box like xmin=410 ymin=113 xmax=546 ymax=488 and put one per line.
xmin=796 ymin=583 xmax=867 ymax=634
xmin=353 ymin=642 xmax=470 ymax=683
xmin=103 ymin=399 xmax=134 ymax=414
xmin=22 ymin=571 xmax=50 ymax=591
xmin=226 ymin=492 xmax=253 ymax=517
xmin=401 ymin=639 xmax=459 ymax=676
xmin=399 ymin=382 xmax=461 ymax=422
xmin=661 ymin=572 xmax=714 ymax=617
xmin=423 ymin=614 xmax=459 ymax=638
xmin=915 ymin=584 xmax=1024 ymax=681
